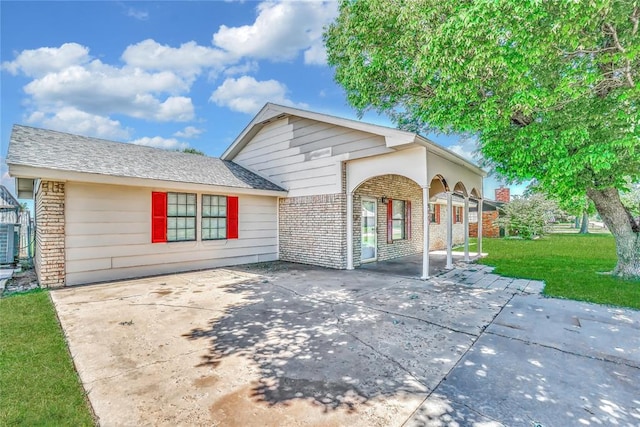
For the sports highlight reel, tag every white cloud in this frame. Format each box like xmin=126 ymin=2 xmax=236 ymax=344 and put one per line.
xmin=210 ymin=76 xmax=307 ymax=114
xmin=125 ymin=6 xmax=149 ymax=21
xmin=212 ymin=1 xmax=337 ymax=64
xmin=6 ymin=45 xmax=196 ymax=123
xmin=26 ymin=107 xmax=130 ymax=140
xmin=304 ymin=41 xmax=328 ymax=65
xmin=223 ymin=61 xmax=259 ymax=76
xmin=122 ymin=39 xmax=229 ymax=79
xmin=448 ymin=136 xmax=481 ymax=162
xmin=131 ymin=136 xmax=188 ymax=150
xmin=174 ymin=126 xmax=204 ymax=138
xmin=1 ymin=43 xmax=90 ymax=77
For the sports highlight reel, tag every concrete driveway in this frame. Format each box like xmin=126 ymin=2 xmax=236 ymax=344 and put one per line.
xmin=51 ymin=263 xmax=640 ymax=426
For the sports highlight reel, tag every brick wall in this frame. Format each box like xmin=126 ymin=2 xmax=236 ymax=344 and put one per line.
xmin=495 ymin=186 xmax=511 ymax=203
xmin=353 ymin=175 xmax=424 ymax=266
xmin=469 ymin=211 xmax=500 ymax=238
xmin=35 ymin=181 xmax=65 ymax=287
xmin=279 ymin=194 xmax=346 ymax=269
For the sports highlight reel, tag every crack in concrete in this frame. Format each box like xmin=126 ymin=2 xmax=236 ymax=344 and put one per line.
xmin=400 ymin=291 xmax=519 ymax=426
xmin=485 ymin=329 xmax=640 ymax=370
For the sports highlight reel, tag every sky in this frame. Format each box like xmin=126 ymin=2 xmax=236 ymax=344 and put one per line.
xmin=1 ymin=0 xmax=521 ymax=201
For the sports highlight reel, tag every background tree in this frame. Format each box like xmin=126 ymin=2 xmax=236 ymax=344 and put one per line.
xmin=495 ymin=194 xmax=560 ymax=239
xmin=180 ymin=147 xmax=205 ymax=156
xmin=325 ymin=0 xmax=640 ymax=278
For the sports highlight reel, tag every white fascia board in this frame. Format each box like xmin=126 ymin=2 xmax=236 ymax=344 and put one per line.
xmin=415 ymin=135 xmax=487 ymax=177
xmin=7 ymin=164 xmax=288 ymax=197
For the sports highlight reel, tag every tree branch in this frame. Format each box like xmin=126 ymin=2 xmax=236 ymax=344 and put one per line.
xmin=631 ymin=7 xmax=639 ymax=36
xmin=604 ymin=23 xmax=626 ymax=53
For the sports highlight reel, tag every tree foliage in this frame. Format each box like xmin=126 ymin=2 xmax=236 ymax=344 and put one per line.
xmin=326 ymin=0 xmax=640 ymax=278
xmin=180 ymin=147 xmax=205 ymax=156
xmin=495 ymin=194 xmax=560 ymax=239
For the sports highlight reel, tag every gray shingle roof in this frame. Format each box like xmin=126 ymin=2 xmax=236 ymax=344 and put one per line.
xmin=7 ymin=125 xmax=285 ymax=192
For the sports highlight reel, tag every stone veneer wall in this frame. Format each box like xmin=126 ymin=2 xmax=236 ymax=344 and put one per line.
xmin=35 ymin=181 xmax=65 ymax=287
xmin=279 ymin=194 xmax=346 ymax=269
xmin=469 ymin=211 xmax=500 ymax=238
xmin=353 ymin=175 xmax=424 ymax=267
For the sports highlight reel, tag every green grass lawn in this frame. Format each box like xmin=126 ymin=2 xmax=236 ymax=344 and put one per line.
xmin=479 ymin=234 xmax=640 ymax=309
xmin=0 ymin=290 xmax=95 ymax=426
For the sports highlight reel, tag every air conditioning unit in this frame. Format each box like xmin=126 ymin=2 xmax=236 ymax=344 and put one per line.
xmin=0 ymin=223 xmax=17 ymax=264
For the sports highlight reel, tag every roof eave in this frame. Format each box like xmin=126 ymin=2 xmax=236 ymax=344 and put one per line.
xmin=7 ymin=164 xmax=288 ymax=197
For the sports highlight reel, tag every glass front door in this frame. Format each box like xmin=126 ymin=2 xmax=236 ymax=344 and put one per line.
xmin=361 ymin=198 xmax=377 ymax=262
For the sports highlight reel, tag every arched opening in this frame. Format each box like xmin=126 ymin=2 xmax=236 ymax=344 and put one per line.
xmin=351 ymin=174 xmax=423 ymax=268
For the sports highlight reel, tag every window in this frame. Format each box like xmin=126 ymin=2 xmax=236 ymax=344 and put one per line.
xmin=392 ymin=200 xmax=406 ymax=240
xmin=454 ymin=206 xmax=463 ymax=224
xmin=167 ymin=192 xmax=196 ymax=241
xmin=202 ymin=195 xmax=227 ymax=240
xmin=387 ymin=199 xmax=411 ymax=242
xmin=152 ymin=192 xmax=239 ymax=243
xmin=429 ymin=203 xmax=440 ymax=224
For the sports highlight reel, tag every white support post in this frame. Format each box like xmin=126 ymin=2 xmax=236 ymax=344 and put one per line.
xmin=346 ymin=191 xmax=354 ymax=270
xmin=421 ymin=186 xmax=430 ymax=280
xmin=464 ymin=196 xmax=470 ymax=262
xmin=477 ymin=198 xmax=483 ymax=257
xmin=446 ymin=191 xmax=453 ymax=269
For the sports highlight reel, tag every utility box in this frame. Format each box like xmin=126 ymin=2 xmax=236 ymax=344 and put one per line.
xmin=0 ymin=223 xmax=17 ymax=264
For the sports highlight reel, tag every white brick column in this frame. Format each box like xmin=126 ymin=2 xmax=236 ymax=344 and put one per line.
xmin=346 ymin=191 xmax=354 ymax=270
xmin=421 ymin=186 xmax=430 ymax=280
xmin=464 ymin=196 xmax=470 ymax=262
xmin=477 ymin=198 xmax=483 ymax=257
xmin=445 ymin=191 xmax=453 ymax=269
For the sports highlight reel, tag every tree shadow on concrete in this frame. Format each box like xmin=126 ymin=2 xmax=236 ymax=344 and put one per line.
xmin=182 ymin=269 xmax=430 ymax=413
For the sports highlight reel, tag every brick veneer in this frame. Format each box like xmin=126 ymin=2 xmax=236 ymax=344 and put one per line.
xmin=35 ymin=181 xmax=65 ymax=287
xmin=495 ymin=186 xmax=511 ymax=203
xmin=279 ymin=194 xmax=346 ymax=269
xmin=469 ymin=210 xmax=500 ymax=238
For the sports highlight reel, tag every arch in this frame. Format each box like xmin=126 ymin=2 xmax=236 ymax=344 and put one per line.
xmin=428 ymin=174 xmax=449 ymax=198
xmin=352 ymin=173 xmax=422 ymax=194
xmin=470 ymin=187 xmax=482 ymax=199
xmin=453 ymin=181 xmax=468 ymax=198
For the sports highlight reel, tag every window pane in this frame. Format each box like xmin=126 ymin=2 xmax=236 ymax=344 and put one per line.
xmin=392 ymin=220 xmax=405 ymax=240
xmin=187 ymin=203 xmax=196 ymax=216
xmin=392 ymin=200 xmax=405 ymax=220
xmin=178 ymin=193 xmax=186 ymax=204
xmin=168 ymin=193 xmax=177 ymax=204
xmin=167 ymin=203 xmax=177 ymax=216
xmin=167 ymin=229 xmax=177 ymax=241
xmin=186 ymin=228 xmax=195 ymax=241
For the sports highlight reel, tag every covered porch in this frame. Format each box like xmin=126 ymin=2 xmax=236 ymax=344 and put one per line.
xmin=345 ymin=143 xmax=487 ymax=279
xmin=358 ymin=251 xmax=485 ymax=278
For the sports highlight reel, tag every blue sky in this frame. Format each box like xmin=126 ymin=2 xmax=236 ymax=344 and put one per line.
xmin=1 ymin=1 xmax=519 ymax=200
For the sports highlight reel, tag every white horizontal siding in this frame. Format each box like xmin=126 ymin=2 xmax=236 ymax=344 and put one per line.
xmin=233 ymin=117 xmax=390 ymax=197
xmin=64 ymin=182 xmax=278 ymax=285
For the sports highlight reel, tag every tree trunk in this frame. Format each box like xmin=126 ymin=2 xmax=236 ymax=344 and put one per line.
xmin=579 ymin=210 xmax=589 ymax=234
xmin=587 ymin=188 xmax=640 ymax=279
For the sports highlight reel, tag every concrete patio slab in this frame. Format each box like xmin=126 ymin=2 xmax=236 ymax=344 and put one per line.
xmin=50 ymin=261 xmax=640 ymax=426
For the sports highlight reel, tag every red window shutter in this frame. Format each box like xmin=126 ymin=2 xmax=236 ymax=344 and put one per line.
xmin=406 ymin=200 xmax=411 ymax=239
xmin=151 ymin=192 xmax=167 ymax=243
xmin=227 ymin=196 xmax=239 ymax=239
xmin=435 ymin=204 xmax=441 ymax=224
xmin=387 ymin=198 xmax=393 ymax=243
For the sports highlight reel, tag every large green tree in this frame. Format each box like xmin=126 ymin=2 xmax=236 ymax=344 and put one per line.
xmin=326 ymin=0 xmax=640 ymax=278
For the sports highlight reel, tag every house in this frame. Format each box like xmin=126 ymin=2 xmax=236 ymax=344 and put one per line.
xmin=469 ymin=186 xmax=510 ymax=238
xmin=6 ymin=103 xmax=487 ymax=287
